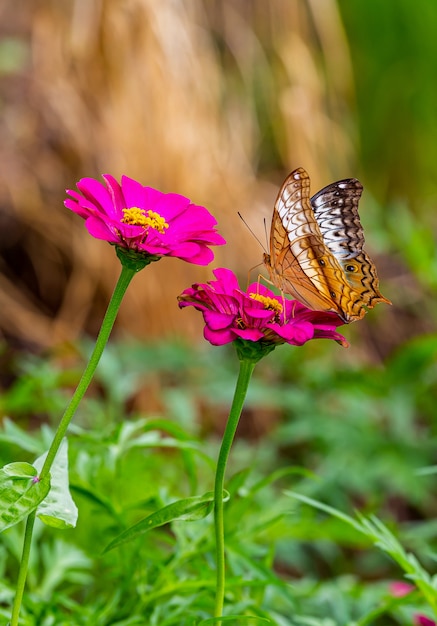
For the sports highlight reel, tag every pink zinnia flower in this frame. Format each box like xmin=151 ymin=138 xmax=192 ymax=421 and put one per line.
xmin=178 ymin=268 xmax=347 ymax=348
xmin=65 ymin=175 xmax=225 ymax=265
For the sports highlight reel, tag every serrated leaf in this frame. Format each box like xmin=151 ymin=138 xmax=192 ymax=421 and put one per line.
xmin=34 ymin=439 xmax=78 ymax=529
xmin=0 ymin=465 xmax=50 ymax=532
xmin=104 ymin=491 xmax=216 ymax=552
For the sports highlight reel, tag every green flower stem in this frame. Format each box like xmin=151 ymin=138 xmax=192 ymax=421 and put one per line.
xmin=39 ymin=264 xmax=136 ymax=481
xmin=213 ymin=358 xmax=256 ymax=620
xmin=10 ymin=264 xmax=137 ymax=626
xmin=10 ymin=511 xmax=36 ymax=626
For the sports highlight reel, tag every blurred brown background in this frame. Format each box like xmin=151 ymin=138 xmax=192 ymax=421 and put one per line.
xmin=1 ymin=0 xmax=433 ymax=354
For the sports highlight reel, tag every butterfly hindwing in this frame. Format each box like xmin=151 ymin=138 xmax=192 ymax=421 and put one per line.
xmin=311 ymin=178 xmax=390 ymax=309
xmin=311 ymin=178 xmax=365 ymax=259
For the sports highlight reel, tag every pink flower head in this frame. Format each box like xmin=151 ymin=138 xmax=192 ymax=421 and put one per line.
xmin=65 ymin=175 xmax=225 ymax=265
xmin=390 ymin=581 xmax=415 ymax=598
xmin=415 ymin=617 xmax=436 ymax=626
xmin=178 ymin=268 xmax=347 ymax=350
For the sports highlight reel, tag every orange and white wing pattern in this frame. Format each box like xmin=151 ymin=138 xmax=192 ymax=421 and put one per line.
xmin=311 ymin=178 xmax=391 ymax=309
xmin=263 ymin=168 xmax=390 ymax=322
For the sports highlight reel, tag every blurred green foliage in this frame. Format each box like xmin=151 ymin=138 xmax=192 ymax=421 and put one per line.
xmin=339 ymin=0 xmax=437 ymax=205
xmin=0 ymin=333 xmax=436 ymax=623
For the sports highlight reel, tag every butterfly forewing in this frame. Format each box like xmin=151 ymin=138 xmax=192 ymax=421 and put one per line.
xmin=263 ymin=167 xmax=390 ymax=322
xmin=266 ymin=211 xmax=341 ymax=312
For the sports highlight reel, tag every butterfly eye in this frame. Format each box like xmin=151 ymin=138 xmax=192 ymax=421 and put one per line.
xmin=345 ymin=264 xmax=356 ymax=272
xmin=319 ymin=259 xmax=326 ymax=266
xmin=330 ymin=291 xmax=336 ymax=298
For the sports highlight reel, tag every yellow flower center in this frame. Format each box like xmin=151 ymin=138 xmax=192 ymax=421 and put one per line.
xmin=121 ymin=208 xmax=169 ymax=234
xmin=249 ymin=293 xmax=283 ymax=314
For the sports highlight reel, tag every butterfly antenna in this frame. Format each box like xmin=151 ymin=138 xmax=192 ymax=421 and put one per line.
xmin=263 ymin=217 xmax=269 ymax=249
xmin=237 ymin=212 xmax=267 ymax=253
xmin=238 ymin=213 xmax=270 ymax=289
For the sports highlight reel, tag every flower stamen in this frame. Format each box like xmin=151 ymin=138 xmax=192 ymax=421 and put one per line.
xmin=249 ymin=293 xmax=283 ymax=315
xmin=121 ymin=208 xmax=169 ymax=234
xmin=236 ymin=317 xmax=246 ymax=329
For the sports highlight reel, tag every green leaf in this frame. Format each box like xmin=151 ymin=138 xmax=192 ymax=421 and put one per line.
xmin=104 ymin=491 xmax=216 ymax=552
xmin=0 ymin=417 xmax=44 ymax=454
xmin=2 ymin=462 xmax=37 ymax=478
xmin=0 ymin=464 xmax=50 ymax=532
xmin=34 ymin=439 xmax=78 ymax=529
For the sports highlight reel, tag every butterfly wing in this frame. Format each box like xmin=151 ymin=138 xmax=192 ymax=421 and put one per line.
xmin=311 ymin=178 xmax=365 ymax=258
xmin=264 ymin=168 xmax=366 ymax=321
xmin=311 ymin=179 xmax=391 ymax=309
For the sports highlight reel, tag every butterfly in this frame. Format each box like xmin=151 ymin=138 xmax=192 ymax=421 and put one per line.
xmin=263 ymin=167 xmax=391 ymax=322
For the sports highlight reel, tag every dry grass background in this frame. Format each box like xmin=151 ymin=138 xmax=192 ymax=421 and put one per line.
xmin=0 ymin=1 xmax=392 ymax=351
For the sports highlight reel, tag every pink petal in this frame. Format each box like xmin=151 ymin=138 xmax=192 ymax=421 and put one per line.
xmin=204 ymin=326 xmax=235 ymax=345
xmin=85 ymin=216 xmax=119 ymax=242
xmin=120 ymin=176 xmax=152 ymax=210
xmin=203 ymin=310 xmax=235 ymax=331
xmin=174 ymin=247 xmax=215 ymax=266
xmin=233 ymin=328 xmax=264 ymax=341
xmin=64 ymin=197 xmax=91 ymax=220
xmin=282 ymin=323 xmax=314 ymax=345
xmin=155 ymin=193 xmax=191 ymax=218
xmin=211 ymin=268 xmax=240 ymax=293
xmin=244 ymin=307 xmax=275 ymax=321
xmin=77 ymin=177 xmax=115 ymax=216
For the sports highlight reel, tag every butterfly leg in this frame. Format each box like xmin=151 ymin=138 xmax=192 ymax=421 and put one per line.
xmin=255 ymin=273 xmax=290 ymax=322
